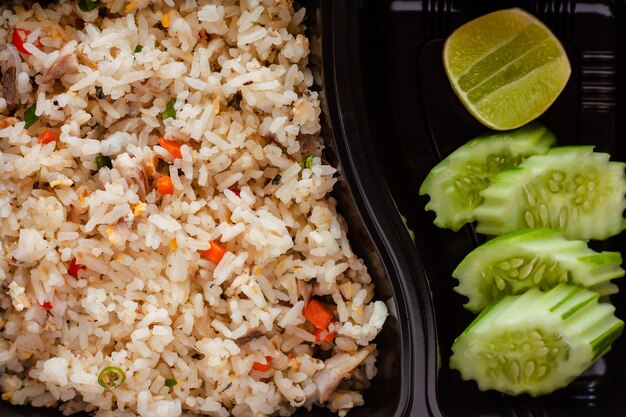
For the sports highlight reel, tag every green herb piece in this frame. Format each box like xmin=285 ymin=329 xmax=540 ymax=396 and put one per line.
xmin=164 ymin=378 xmax=177 ymax=387
xmin=191 ymin=353 xmax=201 ymax=360
xmin=306 ymin=278 xmax=317 ymax=285
xmin=134 ymin=45 xmax=143 ymax=53
xmin=162 ymin=99 xmax=176 ymax=120
xmin=24 ymin=103 xmax=39 ymax=128
xmin=301 ymin=156 xmax=314 ymax=170
xmin=78 ymin=0 xmax=101 ymax=12
xmin=95 ymin=154 xmax=112 ymax=170
xmin=272 ymin=175 xmax=282 ymax=185
xmin=98 ymin=366 xmax=126 ymax=389
xmin=227 ymin=92 xmax=242 ymax=110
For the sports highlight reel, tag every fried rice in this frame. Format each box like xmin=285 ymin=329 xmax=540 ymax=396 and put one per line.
xmin=0 ymin=1 xmax=388 ymax=416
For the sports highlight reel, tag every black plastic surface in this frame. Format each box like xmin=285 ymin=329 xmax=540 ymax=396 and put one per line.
xmin=358 ymin=0 xmax=626 ymax=416
xmin=0 ymin=1 xmax=432 ymax=416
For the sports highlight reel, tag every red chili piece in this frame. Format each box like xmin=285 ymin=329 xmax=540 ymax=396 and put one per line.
xmin=41 ymin=301 xmax=53 ymax=310
xmin=12 ymin=28 xmax=32 ymax=55
xmin=68 ymin=258 xmax=86 ymax=278
xmin=252 ymin=356 xmax=272 ymax=372
xmin=314 ymin=328 xmax=335 ymax=343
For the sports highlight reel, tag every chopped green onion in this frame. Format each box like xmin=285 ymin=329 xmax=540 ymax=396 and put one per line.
xmin=227 ymin=92 xmax=242 ymax=110
xmin=301 ymin=156 xmax=314 ymax=170
xmin=95 ymin=154 xmax=112 ymax=170
xmin=78 ymin=0 xmax=101 ymax=12
xmin=24 ymin=103 xmax=39 ymax=128
xmin=162 ymin=99 xmax=176 ymax=120
xmin=164 ymin=378 xmax=177 ymax=387
xmin=134 ymin=44 xmax=143 ymax=53
xmin=97 ymin=366 xmax=126 ymax=389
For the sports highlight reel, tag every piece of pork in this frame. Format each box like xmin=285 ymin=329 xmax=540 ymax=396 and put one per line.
xmin=297 ymin=133 xmax=321 ymax=156
xmin=297 ymin=280 xmax=312 ymax=305
xmin=115 ymin=154 xmax=149 ymax=201
xmin=42 ymin=41 xmax=79 ymax=83
xmin=2 ymin=45 xmax=21 ymax=108
xmin=234 ymin=330 xmax=265 ymax=347
xmin=313 ymin=344 xmax=375 ymax=403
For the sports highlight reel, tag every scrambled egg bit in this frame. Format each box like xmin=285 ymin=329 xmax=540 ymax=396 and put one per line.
xmin=7 ymin=282 xmax=30 ymax=312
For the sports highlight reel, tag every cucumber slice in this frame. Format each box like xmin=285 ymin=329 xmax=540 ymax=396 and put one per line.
xmin=474 ymin=146 xmax=626 ymax=240
xmin=419 ymin=123 xmax=555 ymax=231
xmin=453 ymin=229 xmax=624 ymax=312
xmin=450 ymin=285 xmax=624 ymax=396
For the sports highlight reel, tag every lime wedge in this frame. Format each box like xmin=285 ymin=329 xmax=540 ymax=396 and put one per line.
xmin=443 ymin=8 xmax=571 ymax=130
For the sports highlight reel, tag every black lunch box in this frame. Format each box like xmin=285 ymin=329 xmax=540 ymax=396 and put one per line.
xmin=2 ymin=1 xmax=625 ymax=416
xmin=1 ymin=0 xmax=432 ymax=416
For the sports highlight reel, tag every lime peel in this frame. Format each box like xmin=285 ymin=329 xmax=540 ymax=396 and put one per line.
xmin=443 ymin=8 xmax=571 ymax=130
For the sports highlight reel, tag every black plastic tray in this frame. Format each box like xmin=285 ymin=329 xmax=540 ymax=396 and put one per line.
xmin=0 ymin=0 xmax=432 ymax=416
xmin=357 ymin=0 xmax=626 ymax=416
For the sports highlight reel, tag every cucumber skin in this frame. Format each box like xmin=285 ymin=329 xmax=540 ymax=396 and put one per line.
xmin=419 ymin=123 xmax=555 ymax=231
xmin=450 ymin=285 xmax=624 ymax=397
xmin=474 ymin=146 xmax=626 ymax=240
xmin=453 ymin=229 xmax=624 ymax=312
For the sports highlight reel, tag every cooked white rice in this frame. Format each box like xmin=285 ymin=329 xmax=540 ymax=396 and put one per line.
xmin=0 ymin=0 xmax=388 ymax=416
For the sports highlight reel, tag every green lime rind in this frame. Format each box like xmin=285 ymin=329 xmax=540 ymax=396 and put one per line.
xmin=469 ymin=56 xmax=571 ymax=131
xmin=419 ymin=123 xmax=555 ymax=231
xmin=453 ymin=229 xmax=624 ymax=312
xmin=450 ymin=285 xmax=624 ymax=397
xmin=443 ymin=8 xmax=571 ymax=131
xmin=474 ymin=146 xmax=626 ymax=240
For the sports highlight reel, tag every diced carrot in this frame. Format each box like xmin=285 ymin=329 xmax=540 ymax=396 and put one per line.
xmin=303 ymin=300 xmax=334 ymax=330
xmin=313 ymin=328 xmax=335 ymax=343
xmin=157 ymin=176 xmax=174 ymax=195
xmin=200 ymin=240 xmax=226 ymax=264
xmin=252 ymin=356 xmax=272 ymax=372
xmin=38 ymin=130 xmax=59 ymax=144
xmin=158 ymin=137 xmax=183 ymax=159
xmin=68 ymin=258 xmax=85 ymax=278
xmin=288 ymin=354 xmax=295 ymax=360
